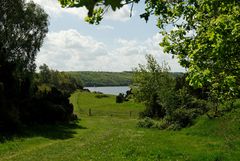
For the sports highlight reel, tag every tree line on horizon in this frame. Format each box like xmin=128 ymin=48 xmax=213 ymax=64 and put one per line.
xmin=67 ymin=71 xmax=133 ymax=87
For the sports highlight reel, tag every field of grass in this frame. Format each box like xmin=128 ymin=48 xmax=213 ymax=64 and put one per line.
xmin=0 ymin=91 xmax=240 ymax=161
xmin=70 ymin=91 xmax=144 ymax=118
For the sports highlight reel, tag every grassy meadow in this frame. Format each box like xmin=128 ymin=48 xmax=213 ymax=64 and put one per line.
xmin=0 ymin=91 xmax=240 ymax=161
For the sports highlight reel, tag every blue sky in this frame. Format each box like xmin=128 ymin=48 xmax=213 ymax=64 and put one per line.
xmin=30 ymin=0 xmax=185 ymax=72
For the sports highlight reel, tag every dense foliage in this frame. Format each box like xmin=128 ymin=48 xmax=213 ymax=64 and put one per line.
xmin=36 ymin=64 xmax=83 ymax=95
xmin=20 ymin=87 xmax=77 ymax=124
xmin=133 ymin=55 xmax=209 ymax=129
xmin=0 ymin=0 xmax=48 ymax=129
xmin=132 ymin=55 xmax=174 ymax=118
xmin=143 ymin=0 xmax=240 ymax=103
xmin=0 ymin=0 xmax=77 ymax=131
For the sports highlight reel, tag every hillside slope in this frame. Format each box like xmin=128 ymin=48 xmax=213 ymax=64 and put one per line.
xmin=67 ymin=71 xmax=133 ymax=87
xmin=66 ymin=71 xmax=183 ymax=87
xmin=1 ymin=92 xmax=239 ymax=161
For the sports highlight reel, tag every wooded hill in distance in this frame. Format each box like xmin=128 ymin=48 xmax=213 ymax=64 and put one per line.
xmin=67 ymin=71 xmax=133 ymax=87
xmin=66 ymin=71 xmax=183 ymax=87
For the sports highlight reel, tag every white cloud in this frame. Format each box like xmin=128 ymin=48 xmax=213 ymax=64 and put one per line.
xmin=111 ymin=33 xmax=185 ymax=72
xmin=36 ymin=29 xmax=185 ymax=72
xmin=37 ymin=29 xmax=108 ymax=71
xmin=105 ymin=5 xmax=133 ymax=22
xmin=26 ymin=0 xmax=88 ymax=19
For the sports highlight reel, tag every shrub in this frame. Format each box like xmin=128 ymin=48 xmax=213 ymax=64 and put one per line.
xmin=0 ymin=82 xmax=22 ymax=130
xmin=171 ymin=108 xmax=196 ymax=127
xmin=220 ymin=99 xmax=240 ymax=113
xmin=138 ymin=97 xmax=210 ymax=130
xmin=95 ymin=94 xmax=109 ymax=99
xmin=125 ymin=89 xmax=133 ymax=100
xmin=19 ymin=87 xmax=77 ymax=124
xmin=233 ymin=99 xmax=240 ymax=108
xmin=137 ymin=117 xmax=154 ymax=128
xmin=151 ymin=118 xmax=170 ymax=130
xmin=137 ymin=117 xmax=171 ymax=130
xmin=163 ymin=88 xmax=210 ymax=129
xmin=139 ymin=103 xmax=166 ymax=119
xmin=0 ymin=102 xmax=21 ymax=131
xmin=116 ymin=93 xmax=125 ymax=103
xmin=166 ymin=123 xmax=182 ymax=131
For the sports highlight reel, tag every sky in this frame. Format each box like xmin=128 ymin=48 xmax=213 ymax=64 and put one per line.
xmin=29 ymin=0 xmax=185 ymax=72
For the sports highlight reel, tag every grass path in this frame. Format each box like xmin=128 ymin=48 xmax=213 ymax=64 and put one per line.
xmin=0 ymin=91 xmax=240 ymax=161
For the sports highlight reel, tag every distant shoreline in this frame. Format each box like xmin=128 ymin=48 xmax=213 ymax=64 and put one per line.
xmin=84 ymin=86 xmax=130 ymax=95
xmin=66 ymin=71 xmax=183 ymax=87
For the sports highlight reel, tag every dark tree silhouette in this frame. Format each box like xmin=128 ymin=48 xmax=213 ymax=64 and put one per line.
xmin=0 ymin=0 xmax=48 ymax=129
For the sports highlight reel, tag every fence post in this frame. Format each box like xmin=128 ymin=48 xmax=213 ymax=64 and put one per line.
xmin=89 ymin=108 xmax=92 ymax=116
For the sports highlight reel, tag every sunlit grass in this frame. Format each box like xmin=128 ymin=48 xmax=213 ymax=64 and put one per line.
xmin=0 ymin=91 xmax=240 ymax=161
xmin=70 ymin=91 xmax=144 ymax=118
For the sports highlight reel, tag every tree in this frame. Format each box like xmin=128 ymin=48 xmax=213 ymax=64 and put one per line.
xmin=0 ymin=0 xmax=48 ymax=97
xmin=150 ymin=0 xmax=240 ymax=103
xmin=39 ymin=64 xmax=51 ymax=84
xmin=37 ymin=64 xmax=83 ymax=95
xmin=131 ymin=54 xmax=175 ymax=118
xmin=59 ymin=0 xmax=240 ymax=103
xmin=0 ymin=0 xmax=48 ymax=128
xmin=0 ymin=0 xmax=48 ymax=74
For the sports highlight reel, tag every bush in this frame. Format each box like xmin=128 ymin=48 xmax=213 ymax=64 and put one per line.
xmin=125 ymin=89 xmax=133 ymax=100
xmin=0 ymin=82 xmax=22 ymax=131
xmin=0 ymin=102 xmax=21 ymax=131
xmin=137 ymin=117 xmax=154 ymax=128
xmin=219 ymin=99 xmax=240 ymax=113
xmin=161 ymin=88 xmax=210 ymax=129
xmin=137 ymin=117 xmax=171 ymax=130
xmin=152 ymin=118 xmax=170 ymax=130
xmin=139 ymin=98 xmax=166 ymax=119
xmin=135 ymin=69 xmax=213 ymax=130
xmin=233 ymin=99 xmax=240 ymax=108
xmin=138 ymin=108 xmax=197 ymax=130
xmin=116 ymin=93 xmax=125 ymax=103
xmin=138 ymin=96 xmax=210 ymax=130
xmin=170 ymin=108 xmax=197 ymax=128
xmin=166 ymin=98 xmax=209 ymax=129
xmin=19 ymin=87 xmax=77 ymax=124
xmin=95 ymin=94 xmax=109 ymax=99
xmin=166 ymin=123 xmax=182 ymax=131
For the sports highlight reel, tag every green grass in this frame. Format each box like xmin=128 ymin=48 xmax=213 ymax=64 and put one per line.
xmin=70 ymin=91 xmax=144 ymax=118
xmin=0 ymin=91 xmax=240 ymax=161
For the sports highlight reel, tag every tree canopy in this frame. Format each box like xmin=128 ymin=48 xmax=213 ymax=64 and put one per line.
xmin=132 ymin=54 xmax=174 ymax=118
xmin=58 ymin=0 xmax=240 ymax=102
xmin=0 ymin=0 xmax=50 ymax=128
xmin=0 ymin=0 xmax=49 ymax=100
xmin=0 ymin=0 xmax=48 ymax=74
xmin=36 ymin=64 xmax=83 ymax=95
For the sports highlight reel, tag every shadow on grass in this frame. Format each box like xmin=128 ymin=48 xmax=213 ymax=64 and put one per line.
xmin=0 ymin=122 xmax=87 ymax=143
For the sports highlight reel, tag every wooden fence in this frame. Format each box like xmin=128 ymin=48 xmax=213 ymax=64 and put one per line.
xmin=76 ymin=108 xmax=140 ymax=118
